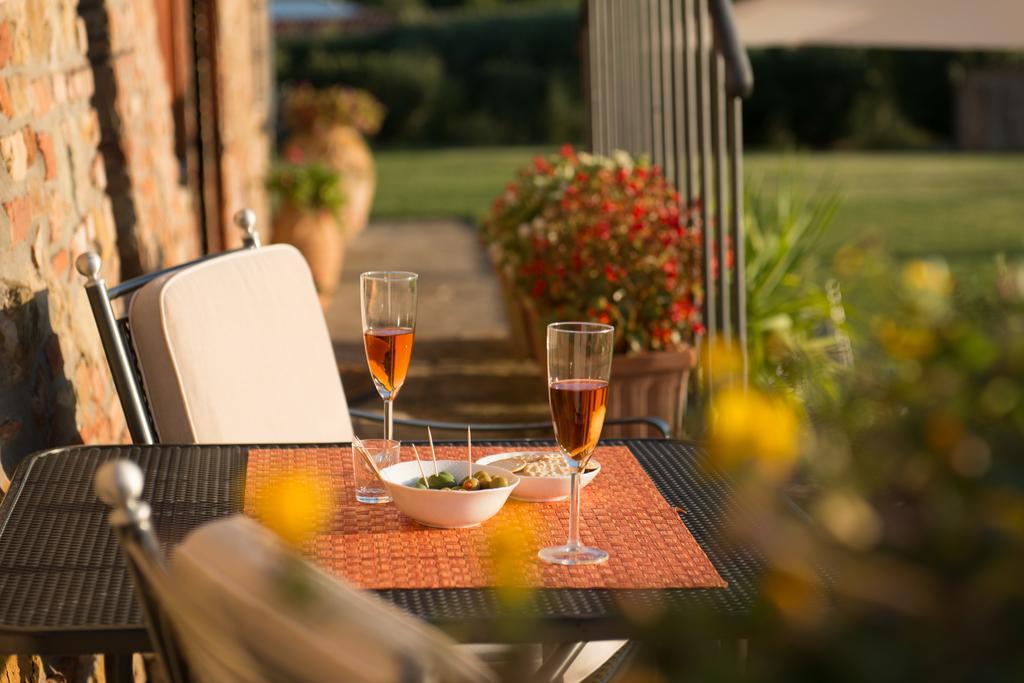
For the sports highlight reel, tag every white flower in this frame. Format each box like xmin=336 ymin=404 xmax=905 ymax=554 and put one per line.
xmin=611 ymin=149 xmax=634 ymax=170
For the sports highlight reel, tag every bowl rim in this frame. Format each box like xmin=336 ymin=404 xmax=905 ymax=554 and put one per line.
xmin=475 ymin=451 xmax=601 ymax=480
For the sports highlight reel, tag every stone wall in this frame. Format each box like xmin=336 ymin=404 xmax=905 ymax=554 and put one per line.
xmin=0 ymin=0 xmax=126 ymax=485
xmin=79 ymin=0 xmax=199 ymax=278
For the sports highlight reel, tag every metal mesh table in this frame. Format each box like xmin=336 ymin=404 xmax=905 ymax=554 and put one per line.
xmin=0 ymin=440 xmax=763 ymax=655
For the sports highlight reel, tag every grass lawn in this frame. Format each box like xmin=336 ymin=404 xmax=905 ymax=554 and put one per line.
xmin=373 ymin=147 xmax=1024 ymax=265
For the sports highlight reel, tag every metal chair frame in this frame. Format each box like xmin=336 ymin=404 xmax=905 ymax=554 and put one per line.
xmin=95 ymin=461 xmax=193 ymax=683
xmin=76 ymin=210 xmax=671 ymax=445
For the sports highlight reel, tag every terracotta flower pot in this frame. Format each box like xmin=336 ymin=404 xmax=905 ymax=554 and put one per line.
xmin=521 ymin=303 xmax=697 ymax=438
xmin=272 ymin=204 xmax=345 ymax=308
xmin=488 ymin=252 xmax=536 ymax=360
xmin=285 ymin=124 xmax=376 ymax=238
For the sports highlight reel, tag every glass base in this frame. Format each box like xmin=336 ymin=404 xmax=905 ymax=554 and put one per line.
xmin=355 ymin=492 xmax=392 ymax=504
xmin=538 ymin=543 xmax=609 ymax=566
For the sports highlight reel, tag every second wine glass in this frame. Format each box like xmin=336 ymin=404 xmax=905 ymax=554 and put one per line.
xmin=539 ymin=321 xmax=614 ymax=566
xmin=360 ymin=271 xmax=418 ymax=441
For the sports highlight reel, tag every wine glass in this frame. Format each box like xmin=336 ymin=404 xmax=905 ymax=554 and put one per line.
xmin=539 ymin=322 xmax=614 ymax=566
xmin=360 ymin=272 xmax=418 ymax=441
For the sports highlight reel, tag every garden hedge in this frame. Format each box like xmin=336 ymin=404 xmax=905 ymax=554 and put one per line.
xmin=276 ymin=6 xmax=1017 ymax=148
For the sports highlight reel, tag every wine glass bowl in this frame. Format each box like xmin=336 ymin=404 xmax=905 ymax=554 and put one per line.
xmin=539 ymin=322 xmax=614 ymax=566
xmin=363 ymin=326 xmax=414 ymax=400
xmin=549 ymin=378 xmax=608 ymax=468
xmin=360 ymin=271 xmax=418 ymax=440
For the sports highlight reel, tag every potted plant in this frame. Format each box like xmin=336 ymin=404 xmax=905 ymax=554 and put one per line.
xmin=267 ymin=162 xmax=347 ymax=308
xmin=480 ymin=146 xmax=704 ymax=436
xmin=281 ymin=84 xmax=385 ymax=239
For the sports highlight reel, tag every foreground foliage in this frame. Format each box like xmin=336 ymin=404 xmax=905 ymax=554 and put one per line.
xmin=638 ymin=259 xmax=1024 ymax=680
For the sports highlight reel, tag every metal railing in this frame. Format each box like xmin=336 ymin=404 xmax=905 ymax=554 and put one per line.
xmin=582 ymin=0 xmax=754 ymax=386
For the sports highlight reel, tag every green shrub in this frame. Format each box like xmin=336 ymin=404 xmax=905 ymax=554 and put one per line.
xmin=745 ymin=48 xmax=1014 ymax=149
xmin=276 ymin=5 xmax=581 ymax=146
xmin=744 ymin=170 xmax=848 ymax=407
xmin=266 ymin=162 xmax=346 ymax=223
xmin=277 ymin=9 xmax=1012 ymax=148
xmin=302 ymin=51 xmax=443 ymax=141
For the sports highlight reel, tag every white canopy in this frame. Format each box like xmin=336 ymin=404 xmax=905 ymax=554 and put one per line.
xmin=734 ymin=0 xmax=1024 ymax=52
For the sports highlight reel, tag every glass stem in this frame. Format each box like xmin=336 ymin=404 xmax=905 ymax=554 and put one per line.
xmin=567 ymin=470 xmax=581 ymax=549
xmin=384 ymin=398 xmax=394 ymax=441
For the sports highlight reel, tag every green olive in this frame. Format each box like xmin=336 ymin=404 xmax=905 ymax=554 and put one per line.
xmin=438 ymin=471 xmax=457 ymax=485
xmin=475 ymin=471 xmax=493 ymax=485
xmin=462 ymin=477 xmax=481 ymax=491
xmin=427 ymin=474 xmax=448 ymax=489
xmin=491 ymin=476 xmax=510 ymax=489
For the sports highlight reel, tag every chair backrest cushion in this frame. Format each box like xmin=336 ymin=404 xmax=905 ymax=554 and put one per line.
xmin=129 ymin=245 xmax=353 ymax=443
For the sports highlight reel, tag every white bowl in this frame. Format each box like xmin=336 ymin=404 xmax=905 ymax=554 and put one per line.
xmin=379 ymin=459 xmax=520 ymax=529
xmin=476 ymin=452 xmax=600 ymax=503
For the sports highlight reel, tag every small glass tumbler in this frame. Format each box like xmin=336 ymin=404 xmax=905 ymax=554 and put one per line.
xmin=352 ymin=439 xmax=401 ymax=504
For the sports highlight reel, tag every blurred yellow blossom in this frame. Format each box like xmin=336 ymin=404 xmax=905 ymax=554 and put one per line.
xmin=709 ymin=387 xmax=800 ymax=480
xmin=813 ymin=491 xmax=882 ymax=550
xmin=875 ymin=318 xmax=936 ymax=360
xmin=704 ymin=337 xmax=745 ymax=386
xmin=761 ymin=565 xmax=828 ymax=628
xmin=902 ymin=259 xmax=953 ymax=297
xmin=253 ymin=469 xmax=335 ymax=547
xmin=487 ymin=517 xmax=537 ymax=608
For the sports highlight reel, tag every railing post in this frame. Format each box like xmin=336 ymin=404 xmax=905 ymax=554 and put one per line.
xmin=585 ymin=0 xmax=754 ymax=405
xmin=727 ymin=96 xmax=749 ymax=385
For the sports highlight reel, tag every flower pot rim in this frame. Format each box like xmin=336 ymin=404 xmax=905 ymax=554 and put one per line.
xmin=611 ymin=345 xmax=698 ymax=372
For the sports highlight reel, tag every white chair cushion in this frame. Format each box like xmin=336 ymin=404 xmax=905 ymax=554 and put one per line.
xmin=129 ymin=245 xmax=353 ymax=443
xmin=172 ymin=515 xmax=495 ymax=682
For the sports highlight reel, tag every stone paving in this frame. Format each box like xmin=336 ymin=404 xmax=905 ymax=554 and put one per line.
xmin=324 ymin=219 xmax=551 ymax=441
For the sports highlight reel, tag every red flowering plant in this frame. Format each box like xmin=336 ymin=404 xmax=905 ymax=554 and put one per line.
xmin=481 ymin=145 xmax=704 ymax=353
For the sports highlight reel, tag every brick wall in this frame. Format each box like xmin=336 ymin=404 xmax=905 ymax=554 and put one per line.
xmin=0 ymin=0 xmax=126 ymax=486
xmin=80 ymin=0 xmax=199 ymax=278
xmin=1 ymin=0 xmax=270 ymax=679
xmin=0 ymin=0 xmax=271 ymax=483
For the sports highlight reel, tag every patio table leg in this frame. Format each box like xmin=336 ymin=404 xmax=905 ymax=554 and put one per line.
xmin=535 ymin=642 xmax=585 ymax=682
xmin=105 ymin=653 xmax=134 ymax=683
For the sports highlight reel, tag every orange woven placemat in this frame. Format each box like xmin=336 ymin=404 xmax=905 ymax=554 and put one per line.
xmin=245 ymin=446 xmax=726 ymax=590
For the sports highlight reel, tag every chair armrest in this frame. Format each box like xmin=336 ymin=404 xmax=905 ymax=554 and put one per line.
xmin=348 ymin=409 xmax=672 ymax=439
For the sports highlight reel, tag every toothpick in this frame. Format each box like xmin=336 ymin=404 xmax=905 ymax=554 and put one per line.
xmin=411 ymin=444 xmax=428 ymax=484
xmin=352 ymin=437 xmax=382 ymax=478
xmin=427 ymin=426 xmax=439 ymax=476
xmin=467 ymin=426 xmax=473 ymax=477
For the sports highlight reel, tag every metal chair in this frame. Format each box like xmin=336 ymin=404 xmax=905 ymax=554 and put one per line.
xmin=75 ymin=209 xmax=671 ymax=446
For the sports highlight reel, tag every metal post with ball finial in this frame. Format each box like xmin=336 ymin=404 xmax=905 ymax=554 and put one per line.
xmin=75 ymin=252 xmax=155 ymax=444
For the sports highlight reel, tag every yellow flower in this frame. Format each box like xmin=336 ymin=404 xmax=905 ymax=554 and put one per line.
xmin=709 ymin=388 xmax=800 ymax=480
xmin=703 ymin=338 xmax=745 ymax=387
xmin=902 ymin=259 xmax=952 ymax=297
xmin=875 ymin=318 xmax=936 ymax=360
xmin=253 ymin=470 xmax=335 ymax=547
xmin=487 ymin=517 xmax=537 ymax=608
